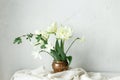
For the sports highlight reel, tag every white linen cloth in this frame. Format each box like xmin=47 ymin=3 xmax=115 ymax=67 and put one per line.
xmin=11 ymin=66 xmax=120 ymax=80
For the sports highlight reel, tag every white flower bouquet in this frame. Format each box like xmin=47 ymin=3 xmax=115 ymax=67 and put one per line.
xmin=13 ymin=22 xmax=83 ymax=65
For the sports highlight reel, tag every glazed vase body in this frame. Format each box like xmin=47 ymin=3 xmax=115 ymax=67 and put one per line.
xmin=52 ymin=60 xmax=69 ymax=73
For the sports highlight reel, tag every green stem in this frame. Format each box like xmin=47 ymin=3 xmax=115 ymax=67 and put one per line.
xmin=39 ymin=50 xmax=50 ymax=54
xmin=66 ymin=37 xmax=80 ymax=54
xmin=19 ymin=33 xmax=36 ymax=37
xmin=62 ymin=40 xmax=65 ymax=52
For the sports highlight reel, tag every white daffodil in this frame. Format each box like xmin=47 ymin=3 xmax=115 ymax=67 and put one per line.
xmin=32 ymin=51 xmax=42 ymax=59
xmin=47 ymin=22 xmax=57 ymax=33
xmin=56 ymin=26 xmax=72 ymax=40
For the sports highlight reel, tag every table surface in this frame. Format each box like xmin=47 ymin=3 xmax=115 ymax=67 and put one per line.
xmin=11 ymin=67 xmax=120 ymax=80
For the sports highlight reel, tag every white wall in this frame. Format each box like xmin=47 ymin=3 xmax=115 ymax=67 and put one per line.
xmin=0 ymin=0 xmax=120 ymax=80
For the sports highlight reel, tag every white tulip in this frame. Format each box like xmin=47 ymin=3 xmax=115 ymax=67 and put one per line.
xmin=47 ymin=22 xmax=57 ymax=33
xmin=56 ymin=26 xmax=72 ymax=40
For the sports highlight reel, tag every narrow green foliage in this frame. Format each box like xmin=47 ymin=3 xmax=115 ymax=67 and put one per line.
xmin=66 ymin=56 xmax=72 ymax=65
xmin=60 ymin=40 xmax=64 ymax=51
xmin=50 ymin=50 xmax=61 ymax=61
xmin=55 ymin=40 xmax=60 ymax=53
xmin=54 ymin=39 xmax=66 ymax=61
xmin=59 ymin=40 xmax=66 ymax=61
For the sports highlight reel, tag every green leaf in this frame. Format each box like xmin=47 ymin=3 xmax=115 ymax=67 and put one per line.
xmin=26 ymin=33 xmax=33 ymax=41
xmin=54 ymin=39 xmax=66 ymax=61
xmin=60 ymin=52 xmax=66 ymax=61
xmin=66 ymin=56 xmax=72 ymax=65
xmin=60 ymin=40 xmax=64 ymax=51
xmin=35 ymin=34 xmax=48 ymax=45
xmin=50 ymin=50 xmax=61 ymax=61
xmin=40 ymin=44 xmax=46 ymax=49
xmin=41 ymin=38 xmax=48 ymax=44
xmin=13 ymin=37 xmax=22 ymax=44
xmin=55 ymin=40 xmax=60 ymax=53
xmin=35 ymin=34 xmax=42 ymax=42
xmin=59 ymin=40 xmax=66 ymax=60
